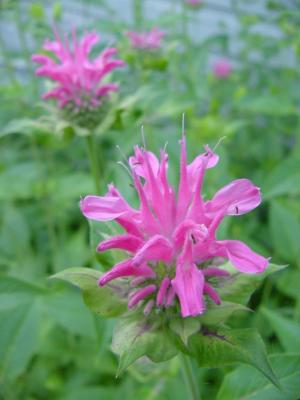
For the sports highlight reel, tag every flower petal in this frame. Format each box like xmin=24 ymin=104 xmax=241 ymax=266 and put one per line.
xmin=132 ymin=235 xmax=173 ymax=265
xmin=172 ymin=263 xmax=205 ymax=317
xmin=97 ymin=234 xmax=143 ymax=253
xmin=128 ymin=284 xmax=156 ymax=309
xmin=205 ymin=179 xmax=261 ymax=217
xmin=216 ymin=240 xmax=269 ymax=274
xmin=98 ymin=260 xmax=155 ymax=286
xmin=80 ymin=195 xmax=130 ymax=221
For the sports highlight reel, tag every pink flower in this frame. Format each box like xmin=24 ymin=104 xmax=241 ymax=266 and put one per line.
xmin=32 ymin=30 xmax=125 ymax=108
xmin=186 ymin=0 xmax=202 ymax=5
xmin=80 ymin=137 xmax=268 ymax=318
xmin=126 ymin=27 xmax=165 ymax=50
xmin=213 ymin=59 xmax=232 ymax=78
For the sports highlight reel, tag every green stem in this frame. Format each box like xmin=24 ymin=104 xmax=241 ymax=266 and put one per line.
xmin=180 ymin=355 xmax=200 ymax=400
xmin=86 ymin=133 xmax=101 ymax=194
xmin=132 ymin=0 xmax=143 ymax=29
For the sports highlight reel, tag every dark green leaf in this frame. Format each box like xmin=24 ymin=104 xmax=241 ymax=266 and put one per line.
xmin=260 ymin=307 xmax=300 ymax=352
xmin=269 ymin=202 xmax=300 ymax=262
xmin=217 ymin=353 xmax=300 ymax=400
xmin=188 ymin=327 xmax=279 ymax=387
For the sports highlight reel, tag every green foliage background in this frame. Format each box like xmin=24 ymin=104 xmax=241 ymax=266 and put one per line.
xmin=0 ymin=0 xmax=300 ymax=399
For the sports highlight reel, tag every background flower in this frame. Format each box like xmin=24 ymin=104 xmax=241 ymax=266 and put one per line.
xmin=32 ymin=30 xmax=124 ymax=108
xmin=126 ymin=27 xmax=165 ymax=50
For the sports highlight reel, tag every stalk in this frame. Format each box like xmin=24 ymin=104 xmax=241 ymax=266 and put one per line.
xmin=132 ymin=0 xmax=143 ymax=29
xmin=86 ymin=133 xmax=101 ymax=194
xmin=180 ymin=354 xmax=201 ymax=400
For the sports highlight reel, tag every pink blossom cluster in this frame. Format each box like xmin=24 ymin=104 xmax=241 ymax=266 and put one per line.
xmin=32 ymin=31 xmax=124 ymax=109
xmin=186 ymin=0 xmax=202 ymax=6
xmin=126 ymin=27 xmax=165 ymax=50
xmin=81 ymin=137 xmax=268 ymax=318
xmin=213 ymin=59 xmax=232 ymax=78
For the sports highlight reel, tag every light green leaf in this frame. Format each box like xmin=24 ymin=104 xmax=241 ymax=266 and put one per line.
xmin=188 ymin=327 xmax=279 ymax=387
xmin=218 ymin=263 xmax=286 ymax=305
xmin=170 ymin=317 xmax=201 ymax=345
xmin=260 ymin=307 xmax=300 ymax=352
xmin=1 ymin=118 xmax=51 ymax=137
xmin=217 ymin=353 xmax=300 ymax=400
xmin=112 ymin=318 xmax=178 ymax=375
xmin=199 ymin=301 xmax=250 ymax=326
xmin=51 ymin=267 xmax=127 ymax=317
xmin=269 ymin=202 xmax=300 ymax=262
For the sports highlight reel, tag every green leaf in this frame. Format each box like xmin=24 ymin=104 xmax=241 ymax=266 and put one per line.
xmin=188 ymin=327 xmax=279 ymax=387
xmin=0 ymin=118 xmax=51 ymax=137
xmin=169 ymin=317 xmax=201 ymax=345
xmin=275 ymin=269 xmax=300 ymax=300
xmin=0 ymin=300 xmax=40 ymax=380
xmin=112 ymin=318 xmax=178 ymax=375
xmin=260 ymin=307 xmax=300 ymax=352
xmin=199 ymin=301 xmax=250 ymax=326
xmin=263 ymin=156 xmax=300 ymax=199
xmin=217 ymin=353 xmax=300 ymax=400
xmin=51 ymin=267 xmax=127 ymax=317
xmin=43 ymin=289 xmax=97 ymax=339
xmin=269 ymin=202 xmax=300 ymax=262
xmin=218 ymin=263 xmax=286 ymax=305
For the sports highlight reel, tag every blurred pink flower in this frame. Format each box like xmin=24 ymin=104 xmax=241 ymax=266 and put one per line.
xmin=186 ymin=0 xmax=202 ymax=5
xmin=32 ymin=30 xmax=125 ymax=108
xmin=213 ymin=58 xmax=232 ymax=78
xmin=81 ymin=137 xmax=268 ymax=318
xmin=126 ymin=27 xmax=165 ymax=50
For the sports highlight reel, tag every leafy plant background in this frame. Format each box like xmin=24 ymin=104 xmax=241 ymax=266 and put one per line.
xmin=0 ymin=0 xmax=300 ymax=399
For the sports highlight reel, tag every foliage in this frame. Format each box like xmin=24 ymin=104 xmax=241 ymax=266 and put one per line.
xmin=1 ymin=0 xmax=300 ymax=399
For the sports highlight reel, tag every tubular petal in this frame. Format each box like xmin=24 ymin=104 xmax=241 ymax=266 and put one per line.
xmin=128 ymin=284 xmax=157 ymax=308
xmin=215 ymin=240 xmax=269 ymax=274
xmin=156 ymin=277 xmax=171 ymax=306
xmin=99 ymin=260 xmax=154 ymax=286
xmin=132 ymin=235 xmax=173 ymax=265
xmin=205 ymin=179 xmax=261 ymax=217
xmin=172 ymin=263 xmax=205 ymax=317
xmin=97 ymin=234 xmax=143 ymax=253
xmin=203 ymin=283 xmax=221 ymax=305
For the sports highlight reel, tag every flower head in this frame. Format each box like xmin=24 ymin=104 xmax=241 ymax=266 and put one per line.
xmin=81 ymin=135 xmax=268 ymax=318
xmin=213 ymin=58 xmax=232 ymax=78
xmin=32 ymin=30 xmax=125 ymax=109
xmin=186 ymin=0 xmax=202 ymax=6
xmin=126 ymin=27 xmax=165 ymax=50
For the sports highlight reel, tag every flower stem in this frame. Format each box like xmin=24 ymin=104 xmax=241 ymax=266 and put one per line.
xmin=86 ymin=133 xmax=101 ymax=194
xmin=132 ymin=0 xmax=143 ymax=29
xmin=180 ymin=354 xmax=200 ymax=400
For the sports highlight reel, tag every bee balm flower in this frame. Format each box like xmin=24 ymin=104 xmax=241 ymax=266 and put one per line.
xmin=126 ymin=27 xmax=165 ymax=50
xmin=186 ymin=0 xmax=202 ymax=6
xmin=32 ymin=30 xmax=124 ymax=109
xmin=81 ymin=136 xmax=268 ymax=318
xmin=213 ymin=58 xmax=232 ymax=78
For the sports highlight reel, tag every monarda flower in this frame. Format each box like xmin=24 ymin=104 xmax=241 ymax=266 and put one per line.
xmin=32 ymin=30 xmax=124 ymax=110
xmin=186 ymin=0 xmax=202 ymax=6
xmin=81 ymin=136 xmax=268 ymax=318
xmin=213 ymin=58 xmax=232 ymax=78
xmin=126 ymin=27 xmax=165 ymax=50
